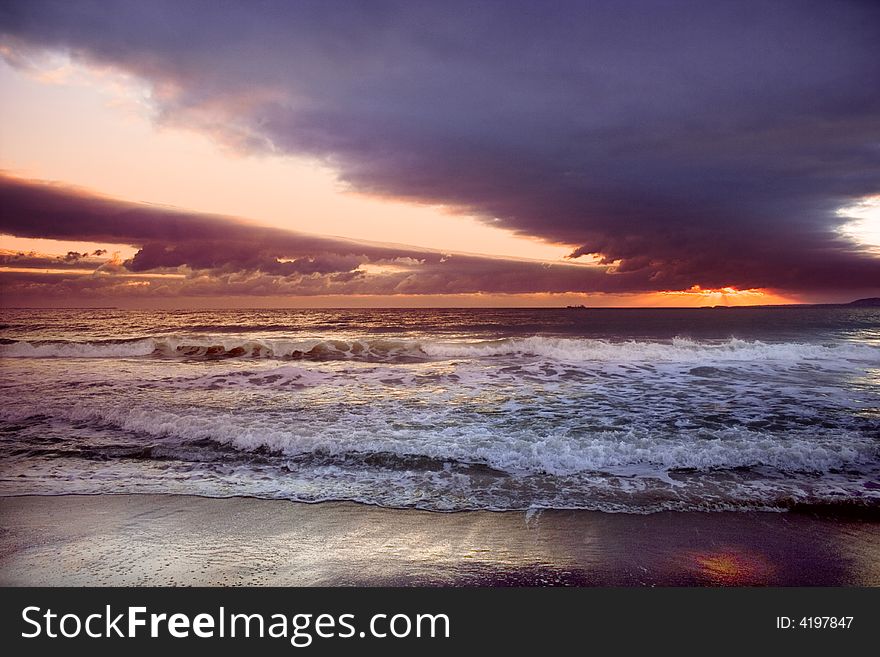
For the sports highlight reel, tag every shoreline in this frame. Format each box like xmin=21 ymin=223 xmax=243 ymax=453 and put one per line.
xmin=1 ymin=494 xmax=878 ymax=586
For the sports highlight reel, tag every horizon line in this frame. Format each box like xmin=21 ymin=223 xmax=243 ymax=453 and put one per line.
xmin=3 ymin=300 xmax=876 ymax=312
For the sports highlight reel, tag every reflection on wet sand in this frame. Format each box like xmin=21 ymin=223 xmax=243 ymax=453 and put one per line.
xmin=687 ymin=549 xmax=776 ymax=586
xmin=1 ymin=495 xmax=877 ymax=586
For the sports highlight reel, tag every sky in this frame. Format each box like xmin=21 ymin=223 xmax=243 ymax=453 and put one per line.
xmin=0 ymin=0 xmax=878 ymax=308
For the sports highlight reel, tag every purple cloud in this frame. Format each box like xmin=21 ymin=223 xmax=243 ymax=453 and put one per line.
xmin=1 ymin=1 xmax=879 ymax=295
xmin=1 ymin=174 xmax=659 ymax=300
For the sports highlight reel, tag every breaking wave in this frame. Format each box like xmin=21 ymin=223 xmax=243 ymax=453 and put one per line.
xmin=1 ymin=335 xmax=877 ymax=364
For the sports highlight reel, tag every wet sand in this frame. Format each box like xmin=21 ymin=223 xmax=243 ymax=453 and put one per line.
xmin=0 ymin=494 xmax=877 ymax=586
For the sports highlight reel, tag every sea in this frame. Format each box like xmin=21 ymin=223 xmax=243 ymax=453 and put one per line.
xmin=1 ymin=306 xmax=878 ymax=513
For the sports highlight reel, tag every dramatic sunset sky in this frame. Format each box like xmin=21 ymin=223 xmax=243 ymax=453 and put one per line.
xmin=1 ymin=0 xmax=878 ymax=308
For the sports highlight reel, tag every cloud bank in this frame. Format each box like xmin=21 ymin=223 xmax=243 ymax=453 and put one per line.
xmin=1 ymin=174 xmax=652 ymax=300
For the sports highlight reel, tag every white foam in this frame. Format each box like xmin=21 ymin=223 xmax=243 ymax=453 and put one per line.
xmin=3 ymin=400 xmax=874 ymax=476
xmin=421 ymin=336 xmax=880 ymax=364
xmin=2 ymin=335 xmax=878 ymax=367
xmin=0 ymin=338 xmax=158 ymax=358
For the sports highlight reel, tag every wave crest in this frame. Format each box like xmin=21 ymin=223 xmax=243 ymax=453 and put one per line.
xmin=1 ymin=334 xmax=877 ymax=364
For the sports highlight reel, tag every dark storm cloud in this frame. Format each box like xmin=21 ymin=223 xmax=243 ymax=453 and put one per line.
xmin=124 ymin=242 xmax=366 ymax=276
xmin=0 ymin=174 xmax=651 ymax=298
xmin=1 ymin=0 xmax=879 ymax=293
xmin=0 ymin=172 xmax=414 ymax=272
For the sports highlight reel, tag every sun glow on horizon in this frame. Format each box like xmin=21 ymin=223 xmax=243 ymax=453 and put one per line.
xmin=654 ymin=286 xmax=792 ymax=306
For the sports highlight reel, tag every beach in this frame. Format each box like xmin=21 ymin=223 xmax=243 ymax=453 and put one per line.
xmin=1 ymin=494 xmax=877 ymax=586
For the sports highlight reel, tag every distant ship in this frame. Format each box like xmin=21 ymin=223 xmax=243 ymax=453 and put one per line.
xmin=565 ymin=304 xmax=587 ymax=309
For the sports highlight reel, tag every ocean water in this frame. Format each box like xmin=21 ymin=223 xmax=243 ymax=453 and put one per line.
xmin=1 ymin=307 xmax=878 ymax=512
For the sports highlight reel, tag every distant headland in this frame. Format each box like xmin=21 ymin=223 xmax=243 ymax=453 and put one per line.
xmin=846 ymin=298 xmax=880 ymax=307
